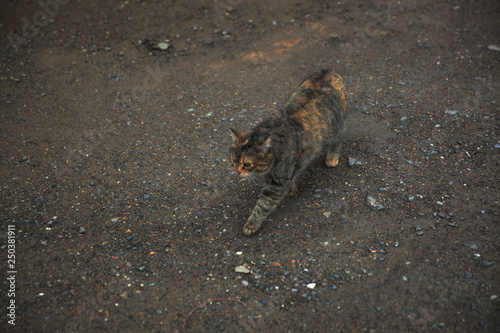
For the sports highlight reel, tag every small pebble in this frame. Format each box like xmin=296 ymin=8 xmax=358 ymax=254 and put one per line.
xmin=366 ymin=195 xmax=385 ymax=210
xmin=155 ymin=42 xmax=169 ymax=51
xmin=235 ymin=265 xmax=250 ymax=274
xmin=306 ymin=283 xmax=316 ymax=290
xmin=483 ymin=260 xmax=495 ymax=267
xmin=465 ymin=241 xmax=479 ymax=250
xmin=348 ymin=157 xmax=364 ymax=167
xmin=78 ymin=227 xmax=86 ymax=234
xmin=487 ymin=44 xmax=500 ymax=51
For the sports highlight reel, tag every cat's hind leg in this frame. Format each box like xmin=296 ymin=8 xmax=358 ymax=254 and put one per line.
xmin=285 ymin=179 xmax=297 ymax=197
xmin=326 ymin=142 xmax=341 ymax=167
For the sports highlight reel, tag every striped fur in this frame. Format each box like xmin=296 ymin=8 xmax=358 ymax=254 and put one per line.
xmin=230 ymin=69 xmax=348 ymax=235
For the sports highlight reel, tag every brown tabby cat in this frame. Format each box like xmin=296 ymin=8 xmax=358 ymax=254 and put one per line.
xmin=229 ymin=69 xmax=348 ymax=235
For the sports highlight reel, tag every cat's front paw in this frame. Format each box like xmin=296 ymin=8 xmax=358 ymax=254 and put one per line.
xmin=243 ymin=220 xmax=260 ymax=236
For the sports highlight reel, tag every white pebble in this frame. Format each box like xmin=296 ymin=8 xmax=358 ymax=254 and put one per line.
xmin=235 ymin=265 xmax=250 ymax=274
xmin=306 ymin=283 xmax=316 ymax=290
xmin=487 ymin=45 xmax=500 ymax=52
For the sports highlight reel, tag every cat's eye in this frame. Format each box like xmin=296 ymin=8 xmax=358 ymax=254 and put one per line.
xmin=243 ymin=162 xmax=252 ymax=169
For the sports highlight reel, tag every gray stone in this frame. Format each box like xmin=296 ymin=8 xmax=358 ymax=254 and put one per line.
xmin=366 ymin=195 xmax=385 ymax=210
xmin=348 ymin=157 xmax=364 ymax=167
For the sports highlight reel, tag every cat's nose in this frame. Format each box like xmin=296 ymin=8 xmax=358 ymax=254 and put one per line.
xmin=235 ymin=167 xmax=241 ymax=175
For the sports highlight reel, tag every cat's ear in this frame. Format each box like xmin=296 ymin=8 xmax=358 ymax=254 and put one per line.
xmin=230 ymin=128 xmax=245 ymax=143
xmin=258 ymin=136 xmax=272 ymax=153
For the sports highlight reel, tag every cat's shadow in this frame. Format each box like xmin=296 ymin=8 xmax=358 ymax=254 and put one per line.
xmin=293 ymin=153 xmax=347 ymax=197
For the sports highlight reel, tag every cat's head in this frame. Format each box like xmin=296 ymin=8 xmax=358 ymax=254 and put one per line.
xmin=229 ymin=128 xmax=274 ymax=176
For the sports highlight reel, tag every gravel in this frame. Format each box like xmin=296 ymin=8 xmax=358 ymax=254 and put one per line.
xmin=366 ymin=195 xmax=385 ymax=210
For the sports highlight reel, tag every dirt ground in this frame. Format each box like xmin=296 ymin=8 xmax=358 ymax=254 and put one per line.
xmin=1 ymin=0 xmax=499 ymax=332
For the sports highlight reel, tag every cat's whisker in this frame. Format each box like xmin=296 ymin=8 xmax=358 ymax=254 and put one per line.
xmin=238 ymin=175 xmax=256 ymax=184
xmin=247 ymin=175 xmax=257 ymax=184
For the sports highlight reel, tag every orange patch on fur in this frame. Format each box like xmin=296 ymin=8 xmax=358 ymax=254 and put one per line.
xmin=240 ymin=157 xmax=251 ymax=165
xmin=330 ymin=74 xmax=348 ymax=116
xmin=291 ymin=108 xmax=311 ymax=131
xmin=291 ymin=103 xmax=326 ymax=141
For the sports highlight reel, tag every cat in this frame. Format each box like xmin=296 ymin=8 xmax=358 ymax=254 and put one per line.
xmin=229 ymin=69 xmax=348 ymax=235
